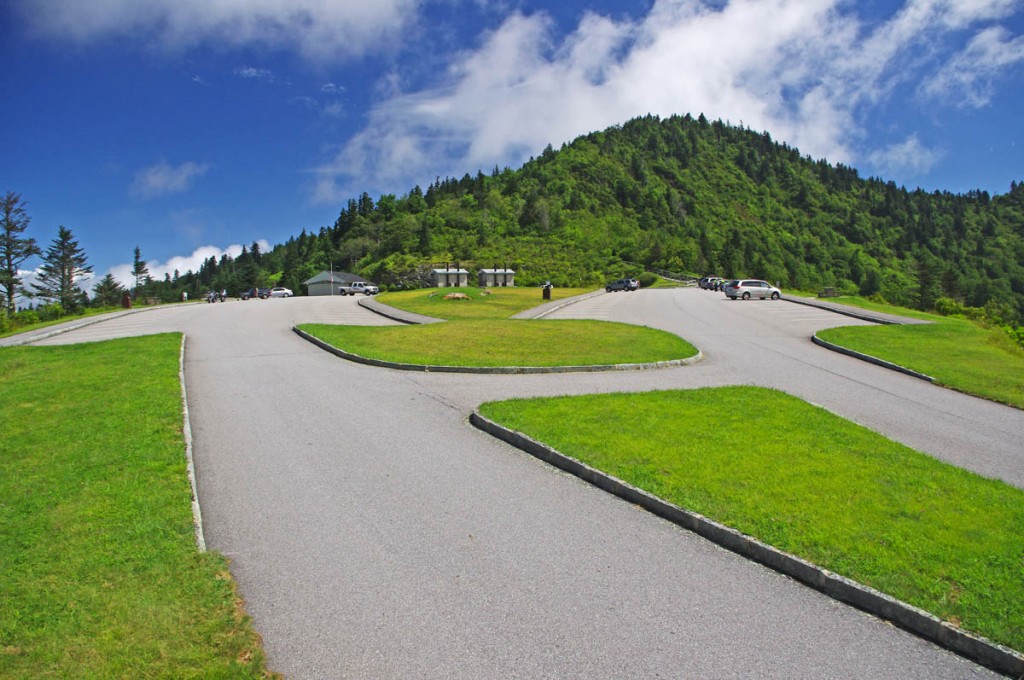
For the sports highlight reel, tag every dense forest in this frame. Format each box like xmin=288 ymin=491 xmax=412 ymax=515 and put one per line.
xmin=137 ymin=114 xmax=1024 ymax=321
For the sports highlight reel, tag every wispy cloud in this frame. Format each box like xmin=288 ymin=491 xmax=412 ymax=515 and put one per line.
xmin=12 ymin=0 xmax=423 ymax=62
xmin=313 ymin=0 xmax=1024 ymax=201
xmin=131 ymin=161 xmax=209 ymax=199
xmin=921 ymin=26 xmax=1024 ymax=107
xmin=234 ymin=66 xmax=276 ymax=83
xmin=868 ymin=135 xmax=944 ymax=177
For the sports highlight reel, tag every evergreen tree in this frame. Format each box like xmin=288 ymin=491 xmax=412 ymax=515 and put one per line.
xmin=30 ymin=226 xmax=92 ymax=313
xmin=92 ymin=273 xmax=126 ymax=307
xmin=0 ymin=191 xmax=40 ymax=317
xmin=131 ymin=245 xmax=149 ymax=299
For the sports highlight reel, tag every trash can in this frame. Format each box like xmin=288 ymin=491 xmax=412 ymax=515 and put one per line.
xmin=542 ymin=282 xmax=552 ymax=300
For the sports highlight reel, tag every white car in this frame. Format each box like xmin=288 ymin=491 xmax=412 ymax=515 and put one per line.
xmin=722 ymin=279 xmax=781 ymax=300
xmin=269 ymin=286 xmax=293 ymax=298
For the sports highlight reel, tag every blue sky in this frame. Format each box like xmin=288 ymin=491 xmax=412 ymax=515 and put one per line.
xmin=2 ymin=0 xmax=1022 ymax=289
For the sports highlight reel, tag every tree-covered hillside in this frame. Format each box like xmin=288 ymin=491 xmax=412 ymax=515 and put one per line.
xmin=153 ymin=114 xmax=1024 ymax=320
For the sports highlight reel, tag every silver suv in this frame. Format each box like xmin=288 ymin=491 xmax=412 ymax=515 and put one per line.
xmin=722 ymin=279 xmax=781 ymax=300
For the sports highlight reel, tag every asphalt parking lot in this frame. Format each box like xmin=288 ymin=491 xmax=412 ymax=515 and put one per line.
xmin=15 ymin=290 xmax=1021 ymax=678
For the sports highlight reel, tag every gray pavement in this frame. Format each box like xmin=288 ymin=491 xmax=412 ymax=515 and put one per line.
xmin=14 ymin=290 xmax=1022 ymax=678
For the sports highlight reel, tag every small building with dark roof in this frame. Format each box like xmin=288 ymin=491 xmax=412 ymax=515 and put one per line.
xmin=303 ymin=270 xmax=363 ymax=296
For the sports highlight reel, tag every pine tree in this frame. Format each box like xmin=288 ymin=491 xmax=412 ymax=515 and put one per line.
xmin=0 ymin=191 xmax=41 ymax=317
xmin=132 ymin=245 xmax=149 ymax=299
xmin=30 ymin=226 xmax=92 ymax=313
xmin=92 ymin=273 xmax=126 ymax=307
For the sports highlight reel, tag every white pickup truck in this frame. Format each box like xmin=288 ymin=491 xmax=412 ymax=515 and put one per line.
xmin=339 ymin=281 xmax=379 ymax=295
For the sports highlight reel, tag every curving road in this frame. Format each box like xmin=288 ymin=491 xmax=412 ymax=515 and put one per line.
xmin=17 ymin=289 xmax=1023 ymax=678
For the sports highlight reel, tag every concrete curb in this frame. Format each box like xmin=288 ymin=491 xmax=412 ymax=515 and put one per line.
xmin=357 ymin=296 xmax=445 ymax=325
xmin=511 ymin=289 xmax=606 ymax=319
xmin=782 ymin=296 xmax=928 ymax=325
xmin=1 ymin=303 xmax=194 ymax=347
xmin=358 ymin=289 xmax=603 ymax=324
xmin=293 ymin=326 xmax=702 ymax=374
xmin=179 ymin=335 xmax=206 ymax=552
xmin=469 ymin=411 xmax=1024 ymax=678
xmin=812 ymin=335 xmax=935 ymax=382
xmin=2 ymin=309 xmax=139 ymax=346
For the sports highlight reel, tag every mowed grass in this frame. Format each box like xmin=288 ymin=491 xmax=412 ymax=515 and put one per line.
xmin=479 ymin=387 xmax=1024 ymax=652
xmin=377 ymin=286 xmax=591 ymax=320
xmin=300 ymin=319 xmax=697 ymax=367
xmin=0 ymin=306 xmax=124 ymax=340
xmin=0 ymin=335 xmax=270 ymax=678
xmin=819 ymin=317 xmax=1024 ymax=408
xmin=791 ymin=293 xmax=941 ymax=321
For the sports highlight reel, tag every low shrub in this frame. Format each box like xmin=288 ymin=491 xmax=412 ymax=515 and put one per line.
xmin=37 ymin=302 xmax=65 ymax=321
xmin=13 ymin=309 xmax=39 ymax=326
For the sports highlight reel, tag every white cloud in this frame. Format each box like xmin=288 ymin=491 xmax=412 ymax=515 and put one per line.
xmin=131 ymin=161 xmax=209 ymax=199
xmin=921 ymin=26 xmax=1024 ymax=106
xmin=235 ymin=65 xmax=276 ymax=82
xmin=107 ymin=241 xmax=271 ymax=288
xmin=15 ymin=268 xmax=94 ymax=308
xmin=313 ymin=0 xmax=1024 ymax=199
xmin=868 ymin=135 xmax=945 ymax=177
xmin=13 ymin=0 xmax=422 ymax=62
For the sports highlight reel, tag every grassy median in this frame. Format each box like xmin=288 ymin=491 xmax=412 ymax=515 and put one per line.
xmin=818 ymin=316 xmax=1024 ymax=408
xmin=377 ymin=286 xmax=590 ymax=319
xmin=479 ymin=387 xmax=1024 ymax=653
xmin=305 ymin=286 xmax=697 ymax=368
xmin=0 ymin=335 xmax=271 ymax=678
xmin=301 ymin=319 xmax=697 ymax=367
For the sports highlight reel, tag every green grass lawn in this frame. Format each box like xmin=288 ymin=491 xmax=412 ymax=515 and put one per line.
xmin=0 ymin=306 xmax=124 ymax=340
xmin=300 ymin=319 xmax=697 ymax=367
xmin=479 ymin=386 xmax=1024 ymax=652
xmin=377 ymin=286 xmax=591 ymax=320
xmin=819 ymin=317 xmax=1024 ymax=408
xmin=0 ymin=335 xmax=271 ymax=678
xmin=789 ymin=292 xmax=940 ymax=321
xmin=307 ymin=286 xmax=696 ymax=368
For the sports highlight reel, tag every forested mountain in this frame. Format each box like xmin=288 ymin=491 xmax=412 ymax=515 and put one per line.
xmin=153 ymin=114 xmax=1024 ymax=320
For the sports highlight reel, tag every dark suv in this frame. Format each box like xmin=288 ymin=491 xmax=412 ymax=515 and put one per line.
xmin=602 ymin=278 xmax=634 ymax=292
xmin=240 ymin=287 xmax=271 ymax=300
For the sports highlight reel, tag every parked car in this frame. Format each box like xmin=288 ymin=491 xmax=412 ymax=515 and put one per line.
xmin=605 ymin=278 xmax=635 ymax=292
xmin=625 ymin=278 xmax=640 ymax=291
xmin=722 ymin=279 xmax=781 ymax=300
xmin=339 ymin=281 xmax=379 ymax=295
xmin=269 ymin=286 xmax=293 ymax=298
xmin=241 ymin=287 xmax=272 ymax=299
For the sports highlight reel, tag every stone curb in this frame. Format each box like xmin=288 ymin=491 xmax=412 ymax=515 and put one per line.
xmin=293 ymin=326 xmax=701 ymax=374
xmin=179 ymin=335 xmax=206 ymax=552
xmin=812 ymin=335 xmax=935 ymax=382
xmin=468 ymin=411 xmax=1024 ymax=678
xmin=511 ymin=289 xmax=606 ymax=319
xmin=1 ymin=303 xmax=193 ymax=347
xmin=2 ymin=309 xmax=139 ymax=346
xmin=783 ymin=296 xmax=917 ymax=325
xmin=357 ymin=296 xmax=445 ymax=324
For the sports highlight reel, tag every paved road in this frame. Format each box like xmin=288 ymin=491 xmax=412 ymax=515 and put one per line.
xmin=20 ymin=291 xmax=1022 ymax=678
